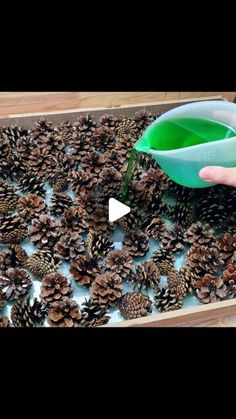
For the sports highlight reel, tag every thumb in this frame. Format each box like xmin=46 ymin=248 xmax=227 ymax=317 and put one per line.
xmin=199 ymin=166 xmax=236 ymax=187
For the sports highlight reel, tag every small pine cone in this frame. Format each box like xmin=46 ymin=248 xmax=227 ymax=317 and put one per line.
xmin=0 ymin=214 xmax=28 ymax=243
xmin=74 ymin=191 xmax=97 ymax=214
xmin=86 ymin=206 xmax=113 ymax=234
xmin=61 ymin=206 xmax=88 ymax=234
xmin=7 ymin=244 xmax=28 ymax=267
xmin=81 ymin=151 xmax=105 ymax=176
xmin=69 ymin=133 xmax=91 ymax=162
xmin=49 ymin=172 xmax=68 ymax=192
xmin=0 ymin=316 xmax=10 ymax=327
xmin=91 ymin=272 xmax=123 ymax=308
xmin=151 ymin=248 xmax=174 ymax=275
xmin=99 ymin=114 xmax=117 ymax=130
xmin=226 ymin=279 xmax=236 ymax=299
xmin=99 ymin=167 xmax=123 ymax=190
xmin=86 ymin=230 xmax=114 ymax=258
xmin=0 ymin=268 xmax=32 ymax=301
xmin=123 ymin=230 xmax=149 ymax=257
xmin=138 ymin=168 xmax=168 ymax=194
xmin=16 ymin=171 xmax=46 ymax=196
xmin=105 ymin=249 xmax=134 ymax=279
xmin=119 ymin=292 xmax=152 ymax=320
xmin=30 ymin=214 xmax=60 ymax=249
xmin=0 ymin=182 xmax=19 ymax=214
xmin=17 ymin=194 xmax=47 ymax=221
xmin=167 ymin=269 xmax=187 ymax=300
xmin=48 ymin=297 xmax=82 ymax=327
xmin=184 ymin=222 xmax=215 ymax=247
xmin=136 ymin=152 xmax=159 ymax=171
xmin=54 ymin=232 xmax=85 ymax=261
xmin=115 ymin=116 xmax=139 ymax=138
xmin=166 ymin=203 xmax=195 ymax=228
xmin=25 ymin=249 xmax=60 ymax=278
xmin=70 ymin=255 xmax=102 ymax=287
xmin=11 ymin=297 xmax=47 ymax=327
xmin=222 ymin=262 xmax=236 ymax=283
xmin=160 ymin=224 xmax=185 ymax=253
xmin=134 ymin=110 xmax=154 ymax=133
xmin=40 ymin=273 xmax=72 ymax=304
xmin=69 ymin=170 xmax=97 ymax=195
xmin=50 ymin=192 xmax=73 ymax=216
xmin=132 ymin=261 xmax=160 ymax=291
xmin=103 ymin=149 xmax=126 ymax=171
xmin=115 ymin=134 xmax=137 ymax=157
xmin=74 ymin=113 xmax=97 ymax=138
xmin=194 ymin=274 xmax=227 ymax=303
xmin=145 ymin=217 xmax=166 ymax=240
xmin=215 ymin=232 xmax=236 ymax=261
xmin=186 ymin=245 xmax=223 ymax=274
xmin=178 ymin=266 xmax=201 ymax=292
xmin=92 ymin=126 xmax=116 ymax=152
xmin=154 ymin=287 xmax=183 ymax=312
xmin=116 ymin=206 xmax=143 ymax=233
xmin=80 ymin=298 xmax=110 ymax=327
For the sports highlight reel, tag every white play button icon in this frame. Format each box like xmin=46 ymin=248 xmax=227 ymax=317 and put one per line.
xmin=109 ymin=198 xmax=130 ymax=222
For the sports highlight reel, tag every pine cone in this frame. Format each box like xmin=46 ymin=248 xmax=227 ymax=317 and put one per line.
xmin=91 ymin=272 xmax=123 ymax=308
xmin=99 ymin=167 xmax=123 ymax=190
xmin=61 ymin=206 xmax=88 ymax=234
xmin=105 ymin=249 xmax=133 ymax=279
xmin=0 ymin=182 xmax=19 ymax=214
xmin=25 ymin=249 xmax=60 ymax=278
xmin=92 ymin=126 xmax=115 ymax=152
xmin=27 ymin=147 xmax=57 ymax=179
xmin=119 ymin=292 xmax=152 ymax=320
xmin=134 ymin=110 xmax=154 ymax=133
xmin=50 ymin=192 xmax=73 ymax=216
xmin=154 ymin=287 xmax=183 ymax=312
xmin=86 ymin=230 xmax=114 ymax=258
xmin=80 ymin=298 xmax=110 ymax=327
xmin=123 ymin=230 xmax=149 ymax=257
xmin=11 ymin=297 xmax=47 ymax=327
xmin=17 ymin=194 xmax=47 ymax=221
xmin=69 ymin=170 xmax=97 ymax=195
xmin=7 ymin=244 xmax=28 ymax=267
xmin=16 ymin=171 xmax=46 ymax=196
xmin=166 ymin=203 xmax=195 ymax=227
xmin=0 ymin=249 xmax=12 ymax=270
xmin=167 ymin=269 xmax=187 ymax=300
xmin=138 ymin=168 xmax=168 ymax=195
xmin=178 ymin=266 xmax=201 ymax=292
xmin=69 ymin=133 xmax=91 ymax=162
xmin=0 ymin=214 xmax=28 ymax=243
xmin=151 ymin=248 xmax=174 ymax=275
xmin=115 ymin=134 xmax=137 ymax=158
xmin=226 ymin=279 xmax=236 ymax=299
xmin=74 ymin=191 xmax=97 ymax=214
xmin=54 ymin=232 xmax=85 ymax=261
xmin=132 ymin=261 xmax=160 ymax=291
xmin=194 ymin=274 xmax=227 ymax=303
xmin=32 ymin=118 xmax=55 ymax=134
xmin=184 ymin=222 xmax=215 ymax=247
xmin=160 ymin=224 xmax=185 ymax=253
xmin=81 ymin=151 xmax=105 ymax=176
xmin=103 ymin=149 xmax=126 ymax=171
xmin=40 ymin=273 xmax=72 ymax=304
xmin=165 ymin=180 xmax=194 ymax=201
xmin=86 ymin=206 xmax=113 ymax=234
xmin=99 ymin=114 xmax=117 ymax=130
xmin=144 ymin=217 xmax=166 ymax=240
xmin=196 ymin=192 xmax=230 ymax=226
xmin=0 ymin=268 xmax=32 ymax=301
xmin=136 ymin=152 xmax=159 ymax=171
xmin=70 ymin=255 xmax=102 ymax=287
xmin=74 ymin=113 xmax=97 ymax=138
xmin=0 ymin=316 xmax=10 ymax=327
xmin=49 ymin=172 xmax=68 ymax=192
xmin=215 ymin=232 xmax=236 ymax=261
xmin=222 ymin=262 xmax=236 ymax=282
xmin=116 ymin=206 xmax=143 ymax=233
xmin=30 ymin=214 xmax=59 ymax=248
xmin=186 ymin=245 xmax=223 ymax=274
xmin=48 ymin=297 xmax=82 ymax=327
xmin=115 ymin=116 xmax=139 ymax=138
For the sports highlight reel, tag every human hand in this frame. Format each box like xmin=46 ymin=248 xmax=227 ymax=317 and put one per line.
xmin=199 ymin=166 xmax=236 ymax=187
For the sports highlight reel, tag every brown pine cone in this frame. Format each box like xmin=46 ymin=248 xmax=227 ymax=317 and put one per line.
xmin=194 ymin=274 xmax=227 ymax=303
xmin=103 ymin=149 xmax=126 ymax=171
xmin=25 ymin=249 xmax=60 ymax=278
xmin=40 ymin=273 xmax=72 ymax=304
xmin=0 ymin=182 xmax=19 ymax=214
xmin=30 ymin=214 xmax=60 ymax=248
xmin=154 ymin=287 xmax=183 ymax=312
xmin=50 ymin=192 xmax=73 ymax=216
xmin=99 ymin=114 xmax=117 ymax=130
xmin=80 ymin=298 xmax=110 ymax=327
xmin=49 ymin=172 xmax=69 ymax=192
xmin=151 ymin=248 xmax=174 ymax=275
xmin=81 ymin=151 xmax=105 ymax=176
xmin=166 ymin=203 xmax=195 ymax=228
xmin=74 ymin=113 xmax=97 ymax=138
xmin=70 ymin=133 xmax=91 ymax=162
xmin=27 ymin=147 xmax=57 ymax=179
xmin=74 ymin=191 xmax=97 ymax=214
xmin=54 ymin=232 xmax=85 ymax=261
xmin=134 ymin=110 xmax=154 ymax=133
xmin=105 ymin=249 xmax=134 ymax=279
xmin=86 ymin=230 xmax=114 ymax=258
xmin=138 ymin=168 xmax=168 ymax=195
xmin=99 ymin=167 xmax=123 ymax=190
xmin=7 ymin=244 xmax=28 ymax=268
xmin=123 ymin=230 xmax=149 ymax=257
xmin=16 ymin=171 xmax=46 ymax=196
xmin=119 ymin=292 xmax=152 ymax=320
xmin=48 ymin=297 xmax=82 ymax=327
xmin=61 ymin=206 xmax=88 ymax=235
xmin=222 ymin=262 xmax=236 ymax=282
xmin=0 ymin=316 xmax=10 ymax=327
xmin=167 ymin=269 xmax=188 ymax=300
xmin=160 ymin=224 xmax=185 ymax=253
xmin=92 ymin=126 xmax=115 ymax=152
xmin=184 ymin=222 xmax=215 ymax=247
xmin=86 ymin=206 xmax=113 ymax=234
xmin=165 ymin=180 xmax=194 ymax=201
xmin=145 ymin=217 xmax=166 ymax=240
xmin=215 ymin=232 xmax=236 ymax=261
xmin=115 ymin=116 xmax=139 ymax=138
xmin=186 ymin=245 xmax=223 ymax=274
xmin=32 ymin=118 xmax=55 ymax=134
xmin=132 ymin=261 xmax=160 ymax=291
xmin=116 ymin=207 xmax=143 ymax=233
xmin=0 ymin=249 xmax=12 ymax=270
xmin=70 ymin=255 xmax=102 ymax=287
xmin=69 ymin=170 xmax=97 ymax=195
xmin=11 ymin=297 xmax=48 ymax=327
xmin=91 ymin=272 xmax=123 ymax=308
xmin=0 ymin=268 xmax=32 ymax=301
xmin=178 ymin=266 xmax=202 ymax=292
xmin=17 ymin=194 xmax=47 ymax=221
xmin=115 ymin=134 xmax=137 ymax=157
xmin=0 ymin=214 xmax=28 ymax=243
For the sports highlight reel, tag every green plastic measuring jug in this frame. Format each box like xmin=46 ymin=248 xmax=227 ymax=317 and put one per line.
xmin=134 ymin=101 xmax=236 ymax=188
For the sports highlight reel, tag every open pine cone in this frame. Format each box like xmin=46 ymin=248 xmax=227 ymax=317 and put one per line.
xmin=70 ymin=256 xmax=102 ymax=287
xmin=0 ymin=268 xmax=32 ymax=301
xmin=186 ymin=245 xmax=223 ymax=274
xmin=144 ymin=217 xmax=166 ymax=240
xmin=80 ymin=298 xmax=110 ymax=327
xmin=74 ymin=113 xmax=97 ymax=138
xmin=81 ymin=151 xmax=105 ymax=177
xmin=85 ymin=206 xmax=113 ymax=234
xmin=91 ymin=272 xmax=123 ymax=308
xmin=167 ymin=269 xmax=188 ymax=300
xmin=49 ymin=172 xmax=69 ymax=192
xmin=54 ymin=232 xmax=85 ymax=261
xmin=151 ymin=248 xmax=174 ymax=275
xmin=154 ymin=287 xmax=183 ymax=312
xmin=30 ymin=214 xmax=60 ymax=248
xmin=48 ymin=297 xmax=82 ymax=327
xmin=123 ymin=230 xmax=149 ymax=257
xmin=86 ymin=230 xmax=114 ymax=258
xmin=0 ymin=181 xmax=19 ymax=215
xmin=215 ymin=232 xmax=236 ymax=261
xmin=50 ymin=192 xmax=73 ymax=216
xmin=60 ymin=206 xmax=88 ymax=235
xmin=25 ymin=249 xmax=60 ymax=278
xmin=0 ymin=214 xmax=28 ymax=243
xmin=222 ymin=261 xmax=236 ymax=282
xmin=184 ymin=222 xmax=215 ymax=247
xmin=194 ymin=274 xmax=227 ymax=303
xmin=105 ymin=249 xmax=134 ymax=279
xmin=160 ymin=224 xmax=185 ymax=253
xmin=69 ymin=170 xmax=97 ymax=195
xmin=92 ymin=126 xmax=115 ymax=152
xmin=178 ymin=266 xmax=201 ymax=292
xmin=119 ymin=292 xmax=152 ymax=320
xmin=16 ymin=170 xmax=46 ymax=196
xmin=7 ymin=244 xmax=28 ymax=268
xmin=134 ymin=110 xmax=154 ymax=133
xmin=40 ymin=273 xmax=72 ymax=304
xmin=166 ymin=203 xmax=195 ymax=228
xmin=132 ymin=261 xmax=160 ymax=291
xmin=99 ymin=114 xmax=117 ymax=130
xmin=17 ymin=194 xmax=47 ymax=221
xmin=11 ymin=297 xmax=47 ymax=327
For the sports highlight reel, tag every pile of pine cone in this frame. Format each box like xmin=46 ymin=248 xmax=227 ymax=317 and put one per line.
xmin=1 ymin=111 xmax=236 ymax=327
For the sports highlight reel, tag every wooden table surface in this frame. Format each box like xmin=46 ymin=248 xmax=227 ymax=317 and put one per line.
xmin=1 ymin=91 xmax=236 ymax=326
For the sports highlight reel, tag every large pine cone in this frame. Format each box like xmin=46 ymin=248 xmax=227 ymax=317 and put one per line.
xmin=0 ymin=268 xmax=32 ymax=301
xmin=151 ymin=248 xmax=174 ymax=275
xmin=91 ymin=272 xmax=123 ymax=308
xmin=54 ymin=232 xmax=85 ymax=261
xmin=166 ymin=203 xmax=195 ymax=228
xmin=40 ymin=273 xmax=72 ymax=304
xmin=11 ymin=297 xmax=47 ymax=327
xmin=17 ymin=194 xmax=47 ymax=221
xmin=215 ymin=232 xmax=236 ymax=261
xmin=74 ymin=113 xmax=97 ymax=138
xmin=134 ymin=110 xmax=154 ymax=133
xmin=186 ymin=245 xmax=223 ymax=274
xmin=154 ymin=287 xmax=183 ymax=312
xmin=105 ymin=249 xmax=133 ymax=279
xmin=16 ymin=170 xmax=46 ymax=196
xmin=167 ymin=269 xmax=188 ymax=300
xmin=70 ymin=256 xmax=102 ymax=287
xmin=69 ymin=170 xmax=97 ymax=195
xmin=50 ymin=192 xmax=73 ymax=216
xmin=123 ymin=230 xmax=149 ymax=257
xmin=160 ymin=224 xmax=185 ymax=253
xmin=60 ymin=206 xmax=88 ymax=234
xmin=0 ymin=214 xmax=28 ymax=243
xmin=184 ymin=222 xmax=215 ymax=247
xmin=92 ymin=126 xmax=115 ymax=152
xmin=48 ymin=297 xmax=82 ymax=327
xmin=25 ymin=250 xmax=60 ymax=278
xmin=194 ymin=274 xmax=227 ymax=303
xmin=144 ymin=217 xmax=166 ymax=240
xmin=30 ymin=214 xmax=60 ymax=248
xmin=119 ymin=292 xmax=152 ymax=320
xmin=86 ymin=230 xmax=114 ymax=258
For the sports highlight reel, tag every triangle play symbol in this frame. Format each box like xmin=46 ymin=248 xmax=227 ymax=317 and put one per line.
xmin=109 ymin=198 xmax=130 ymax=222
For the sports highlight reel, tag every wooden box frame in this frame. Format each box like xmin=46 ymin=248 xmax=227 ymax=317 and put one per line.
xmin=2 ymin=94 xmax=236 ymax=327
